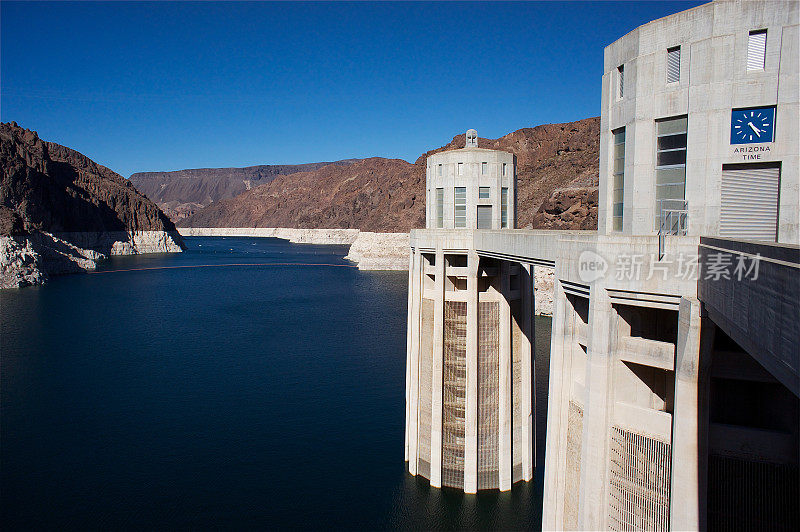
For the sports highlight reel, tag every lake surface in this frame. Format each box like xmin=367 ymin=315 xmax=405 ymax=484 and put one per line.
xmin=1 ymin=237 xmax=550 ymax=529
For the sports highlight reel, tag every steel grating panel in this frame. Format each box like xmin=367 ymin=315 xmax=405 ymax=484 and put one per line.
xmin=477 ymin=301 xmax=500 ymax=490
xmin=442 ymin=301 xmax=467 ymax=489
xmin=608 ymin=426 xmax=672 ymax=532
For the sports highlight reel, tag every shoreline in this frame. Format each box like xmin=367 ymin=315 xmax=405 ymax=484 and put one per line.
xmin=1 ymin=230 xmax=184 ymax=289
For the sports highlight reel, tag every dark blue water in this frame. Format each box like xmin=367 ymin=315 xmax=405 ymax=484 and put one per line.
xmin=1 ymin=237 xmax=550 ymax=529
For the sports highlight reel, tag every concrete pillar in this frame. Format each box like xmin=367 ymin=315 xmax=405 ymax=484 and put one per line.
xmin=464 ymin=250 xmax=479 ymax=493
xmin=407 ymin=249 xmax=422 ymax=475
xmin=542 ymin=280 xmax=572 ymax=530
xmin=429 ymin=246 xmax=445 ymax=488
xmin=670 ymin=297 xmax=707 ymax=530
xmin=405 ymin=249 xmax=414 ymax=462
xmin=499 ymin=260 xmax=513 ymax=491
xmin=521 ymin=263 xmax=534 ymax=481
xmin=577 ymin=287 xmax=614 ymax=531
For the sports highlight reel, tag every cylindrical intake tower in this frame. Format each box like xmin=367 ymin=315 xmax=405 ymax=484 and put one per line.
xmin=425 ymin=130 xmax=516 ymax=230
xmin=406 ymin=130 xmax=533 ymax=493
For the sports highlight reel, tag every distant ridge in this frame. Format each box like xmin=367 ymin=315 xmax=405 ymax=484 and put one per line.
xmin=129 ymin=159 xmax=360 ymax=220
xmin=178 ymin=117 xmax=600 ymax=232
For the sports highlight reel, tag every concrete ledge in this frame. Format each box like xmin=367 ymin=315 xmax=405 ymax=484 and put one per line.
xmin=619 ymin=336 xmax=676 ymax=370
xmin=613 ymin=402 xmax=672 ymax=441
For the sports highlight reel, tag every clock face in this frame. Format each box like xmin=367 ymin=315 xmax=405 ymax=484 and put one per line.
xmin=731 ymin=107 xmax=775 ymax=144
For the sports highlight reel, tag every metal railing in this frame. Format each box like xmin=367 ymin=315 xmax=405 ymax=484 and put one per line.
xmin=657 ymin=199 xmax=688 ymax=259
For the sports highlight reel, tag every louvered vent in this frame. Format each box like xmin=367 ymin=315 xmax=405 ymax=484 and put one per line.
xmin=666 ymin=46 xmax=680 ymax=83
xmin=720 ymin=164 xmax=780 ymax=241
xmin=748 ymin=30 xmax=767 ymax=71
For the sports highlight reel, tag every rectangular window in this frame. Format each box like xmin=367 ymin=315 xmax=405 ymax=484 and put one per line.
xmin=666 ymin=46 xmax=680 ymax=83
xmin=655 ymin=116 xmax=687 ymax=229
xmin=436 ymin=188 xmax=444 ymax=228
xmin=438 ymin=164 xmax=443 ymax=176
xmin=477 ymin=205 xmax=492 ymax=229
xmin=501 ymin=187 xmax=508 ymax=228
xmin=478 ymin=187 xmax=490 ymax=199
xmin=502 ymin=163 xmax=507 ymax=177
xmin=612 ymin=128 xmax=625 ymax=232
xmin=748 ymin=29 xmax=767 ymax=71
xmin=617 ymin=65 xmax=624 ymax=99
xmin=454 ymin=187 xmax=466 ymax=228
xmin=457 ymin=162 xmax=463 ymax=175
xmin=481 ymin=162 xmax=488 ymax=175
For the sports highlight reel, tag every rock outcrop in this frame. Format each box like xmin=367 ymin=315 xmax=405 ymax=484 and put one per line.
xmin=531 ymin=187 xmax=599 ymax=230
xmin=177 ymin=117 xmax=600 ymax=232
xmin=130 ymin=159 xmax=360 ymax=220
xmin=344 ymin=232 xmax=410 ymax=270
xmin=1 ymin=122 xmax=184 ymax=288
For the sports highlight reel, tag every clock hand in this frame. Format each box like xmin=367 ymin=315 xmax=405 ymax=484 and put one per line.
xmin=748 ymin=122 xmax=761 ymax=137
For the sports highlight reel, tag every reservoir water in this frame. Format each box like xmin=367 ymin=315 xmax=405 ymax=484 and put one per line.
xmin=1 ymin=237 xmax=550 ymax=529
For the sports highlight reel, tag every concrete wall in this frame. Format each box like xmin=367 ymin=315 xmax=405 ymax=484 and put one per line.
xmin=598 ymin=0 xmax=799 ymax=243
xmin=426 ymin=146 xmax=516 ymax=230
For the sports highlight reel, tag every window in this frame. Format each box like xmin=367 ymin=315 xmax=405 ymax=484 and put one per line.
xmin=438 ymin=164 xmax=443 ymax=177
xmin=617 ymin=65 xmax=624 ymax=99
xmin=479 ymin=187 xmax=490 ymax=199
xmin=612 ymin=128 xmax=625 ymax=232
xmin=748 ymin=29 xmax=767 ymax=71
xmin=476 ymin=205 xmax=492 ymax=229
xmin=436 ymin=188 xmax=444 ymax=228
xmin=481 ymin=162 xmax=488 ymax=175
xmin=502 ymin=163 xmax=507 ymax=177
xmin=457 ymin=162 xmax=463 ymax=175
xmin=655 ymin=116 xmax=687 ymax=229
xmin=501 ymin=188 xmax=509 ymax=228
xmin=666 ymin=46 xmax=680 ymax=83
xmin=454 ymin=187 xmax=466 ymax=228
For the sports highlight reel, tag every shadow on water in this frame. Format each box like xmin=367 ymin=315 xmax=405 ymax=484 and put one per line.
xmin=0 ymin=237 xmax=551 ymax=529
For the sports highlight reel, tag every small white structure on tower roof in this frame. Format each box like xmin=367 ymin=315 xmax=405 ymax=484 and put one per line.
xmin=466 ymin=128 xmax=478 ymax=148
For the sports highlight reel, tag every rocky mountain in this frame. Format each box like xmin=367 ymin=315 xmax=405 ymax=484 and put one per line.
xmin=180 ymin=157 xmax=424 ymax=231
xmin=1 ymin=122 xmax=184 ymax=288
xmin=179 ymin=117 xmax=599 ymax=231
xmin=130 ymin=159 xmax=360 ymax=220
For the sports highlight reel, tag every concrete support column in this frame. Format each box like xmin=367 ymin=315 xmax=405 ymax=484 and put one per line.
xmin=464 ymin=250 xmax=480 ymax=493
xmin=405 ymin=249 xmax=414 ymax=462
xmin=407 ymin=249 xmax=422 ymax=475
xmin=521 ymin=263 xmax=534 ymax=481
xmin=670 ymin=297 xmax=708 ymax=531
xmin=578 ymin=287 xmax=614 ymax=531
xmin=499 ymin=260 xmax=513 ymax=491
xmin=429 ymin=246 xmax=445 ymax=488
xmin=542 ymin=280 xmax=572 ymax=530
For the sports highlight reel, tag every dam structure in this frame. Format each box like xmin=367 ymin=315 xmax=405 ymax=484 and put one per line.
xmin=405 ymin=0 xmax=799 ymax=528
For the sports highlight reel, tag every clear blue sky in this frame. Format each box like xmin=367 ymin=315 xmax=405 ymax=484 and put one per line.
xmin=1 ymin=1 xmax=705 ymax=177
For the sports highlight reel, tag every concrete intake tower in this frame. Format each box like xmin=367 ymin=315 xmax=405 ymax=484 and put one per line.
xmin=404 ymin=131 xmax=534 ymax=492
